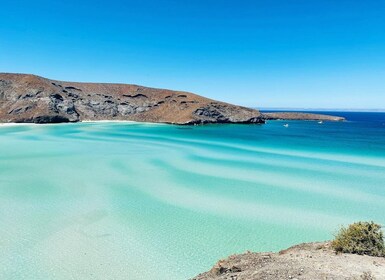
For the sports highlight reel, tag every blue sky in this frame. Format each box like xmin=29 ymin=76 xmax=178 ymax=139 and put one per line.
xmin=1 ymin=0 xmax=384 ymax=109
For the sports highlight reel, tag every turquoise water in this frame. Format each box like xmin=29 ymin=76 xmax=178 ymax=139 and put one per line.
xmin=1 ymin=113 xmax=385 ymax=279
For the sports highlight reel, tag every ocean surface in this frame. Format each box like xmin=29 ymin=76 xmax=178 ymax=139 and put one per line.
xmin=1 ymin=111 xmax=384 ymax=279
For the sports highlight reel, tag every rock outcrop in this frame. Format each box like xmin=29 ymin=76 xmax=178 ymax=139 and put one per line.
xmin=0 ymin=73 xmax=264 ymax=125
xmin=263 ymin=112 xmax=345 ymax=121
xmin=192 ymin=242 xmax=385 ymax=280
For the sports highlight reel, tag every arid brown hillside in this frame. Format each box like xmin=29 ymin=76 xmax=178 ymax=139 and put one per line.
xmin=0 ymin=73 xmax=264 ymax=124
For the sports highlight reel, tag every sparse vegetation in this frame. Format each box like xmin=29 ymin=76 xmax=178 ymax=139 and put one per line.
xmin=360 ymin=271 xmax=376 ymax=280
xmin=331 ymin=221 xmax=385 ymax=257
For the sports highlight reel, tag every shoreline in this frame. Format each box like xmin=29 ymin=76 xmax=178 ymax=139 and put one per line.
xmin=0 ymin=117 xmax=343 ymax=128
xmin=0 ymin=111 xmax=348 ymax=127
xmin=0 ymin=120 xmax=167 ymax=127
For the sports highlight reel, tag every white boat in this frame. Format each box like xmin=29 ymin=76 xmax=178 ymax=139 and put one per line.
xmin=283 ymin=124 xmax=289 ymax=127
xmin=318 ymin=121 xmax=323 ymax=124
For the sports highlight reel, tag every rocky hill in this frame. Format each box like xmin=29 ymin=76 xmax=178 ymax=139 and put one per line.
xmin=192 ymin=241 xmax=385 ymax=280
xmin=0 ymin=73 xmax=344 ymax=124
xmin=0 ymin=73 xmax=264 ymax=124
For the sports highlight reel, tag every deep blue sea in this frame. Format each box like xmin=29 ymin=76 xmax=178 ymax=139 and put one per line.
xmin=0 ymin=111 xmax=384 ymax=279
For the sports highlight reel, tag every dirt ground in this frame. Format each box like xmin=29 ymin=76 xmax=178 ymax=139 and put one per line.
xmin=192 ymin=242 xmax=385 ymax=280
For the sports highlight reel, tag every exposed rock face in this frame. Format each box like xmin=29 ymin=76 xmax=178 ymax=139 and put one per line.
xmin=193 ymin=103 xmax=263 ymax=124
xmin=192 ymin=242 xmax=385 ymax=280
xmin=0 ymin=73 xmax=264 ymax=125
xmin=263 ymin=112 xmax=345 ymax=121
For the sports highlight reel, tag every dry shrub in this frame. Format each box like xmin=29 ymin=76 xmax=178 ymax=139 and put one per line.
xmin=331 ymin=221 xmax=385 ymax=257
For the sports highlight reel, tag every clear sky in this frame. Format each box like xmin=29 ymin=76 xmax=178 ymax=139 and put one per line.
xmin=1 ymin=0 xmax=384 ymax=109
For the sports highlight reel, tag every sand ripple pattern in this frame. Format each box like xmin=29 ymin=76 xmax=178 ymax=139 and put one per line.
xmin=0 ymin=120 xmax=384 ymax=279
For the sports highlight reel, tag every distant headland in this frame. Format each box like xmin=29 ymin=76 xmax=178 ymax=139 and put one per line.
xmin=0 ymin=73 xmax=344 ymax=125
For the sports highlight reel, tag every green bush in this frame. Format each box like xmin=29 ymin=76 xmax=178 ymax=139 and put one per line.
xmin=331 ymin=221 xmax=385 ymax=257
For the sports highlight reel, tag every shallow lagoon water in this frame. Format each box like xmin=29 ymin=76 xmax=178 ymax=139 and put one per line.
xmin=1 ymin=113 xmax=385 ymax=279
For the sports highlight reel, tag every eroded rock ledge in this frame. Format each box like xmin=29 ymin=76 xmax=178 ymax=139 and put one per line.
xmin=0 ymin=73 xmax=344 ymax=125
xmin=192 ymin=242 xmax=385 ymax=280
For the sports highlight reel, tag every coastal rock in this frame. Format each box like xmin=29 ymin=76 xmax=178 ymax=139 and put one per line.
xmin=263 ymin=112 xmax=345 ymax=121
xmin=192 ymin=242 xmax=385 ymax=280
xmin=193 ymin=103 xmax=264 ymax=124
xmin=0 ymin=73 xmax=264 ymax=125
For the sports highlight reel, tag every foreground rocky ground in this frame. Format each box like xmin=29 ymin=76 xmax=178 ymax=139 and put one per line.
xmin=0 ymin=73 xmax=344 ymax=125
xmin=192 ymin=242 xmax=385 ymax=280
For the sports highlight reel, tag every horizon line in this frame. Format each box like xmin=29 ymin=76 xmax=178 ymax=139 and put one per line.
xmin=257 ymin=107 xmax=385 ymax=112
